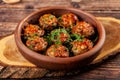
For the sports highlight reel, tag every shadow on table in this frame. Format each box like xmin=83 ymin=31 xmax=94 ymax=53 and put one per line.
xmin=42 ymin=52 xmax=120 ymax=79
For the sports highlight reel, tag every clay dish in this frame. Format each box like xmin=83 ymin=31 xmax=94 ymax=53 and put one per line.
xmin=14 ymin=7 xmax=105 ymax=70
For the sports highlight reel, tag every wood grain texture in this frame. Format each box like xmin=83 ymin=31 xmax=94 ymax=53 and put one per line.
xmin=0 ymin=17 xmax=120 ymax=78
xmin=0 ymin=0 xmax=120 ymax=79
xmin=0 ymin=17 xmax=120 ymax=66
xmin=0 ymin=0 xmax=120 ymax=10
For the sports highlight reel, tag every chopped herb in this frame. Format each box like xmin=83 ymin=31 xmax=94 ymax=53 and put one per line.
xmin=93 ymin=35 xmax=98 ymax=43
xmin=32 ymin=33 xmax=38 ymax=36
xmin=49 ymin=15 xmax=54 ymax=19
xmin=60 ymin=29 xmax=67 ymax=34
xmin=66 ymin=28 xmax=71 ymax=34
xmin=70 ymin=34 xmax=84 ymax=41
xmin=43 ymin=34 xmax=52 ymax=45
xmin=58 ymin=16 xmax=62 ymax=20
xmin=52 ymin=49 xmax=55 ymax=52
xmin=47 ymin=38 xmax=52 ymax=45
xmin=28 ymin=37 xmax=34 ymax=41
xmin=42 ymin=17 xmax=47 ymax=22
xmin=52 ymin=23 xmax=57 ymax=26
xmin=50 ymin=29 xmax=69 ymax=44
xmin=28 ymin=44 xmax=34 ymax=50
xmin=63 ymin=41 xmax=72 ymax=50
xmin=55 ymin=45 xmax=59 ymax=48
xmin=55 ymin=40 xmax=61 ymax=44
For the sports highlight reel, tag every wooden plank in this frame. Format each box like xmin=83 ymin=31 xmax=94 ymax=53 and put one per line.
xmin=0 ymin=0 xmax=71 ymax=9
xmin=0 ymin=10 xmax=120 ymax=38
xmin=87 ymin=11 xmax=120 ymax=19
xmin=0 ymin=66 xmax=48 ymax=78
xmin=0 ymin=22 xmax=17 ymax=37
xmin=76 ymin=0 xmax=120 ymax=11
xmin=10 ymin=68 xmax=48 ymax=78
xmin=42 ymin=54 xmax=120 ymax=79
xmin=0 ymin=66 xmax=20 ymax=78
xmin=0 ymin=54 xmax=118 ymax=78
xmin=0 ymin=9 xmax=120 ymax=24
xmin=70 ymin=54 xmax=120 ymax=80
xmin=0 ymin=0 xmax=120 ymax=11
xmin=0 ymin=9 xmax=35 ymax=22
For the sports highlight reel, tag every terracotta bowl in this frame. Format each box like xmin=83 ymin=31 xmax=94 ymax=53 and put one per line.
xmin=14 ymin=7 xmax=105 ymax=70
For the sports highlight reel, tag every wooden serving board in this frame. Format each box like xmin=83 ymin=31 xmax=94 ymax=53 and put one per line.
xmin=0 ymin=17 xmax=120 ymax=78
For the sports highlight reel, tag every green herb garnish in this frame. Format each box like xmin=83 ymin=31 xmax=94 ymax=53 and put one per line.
xmin=32 ymin=33 xmax=38 ymax=36
xmin=49 ymin=15 xmax=55 ymax=19
xmin=28 ymin=37 xmax=34 ymax=41
xmin=93 ymin=35 xmax=98 ymax=42
xmin=28 ymin=44 xmax=34 ymax=50
xmin=58 ymin=16 xmax=62 ymax=20
xmin=43 ymin=34 xmax=52 ymax=45
xmin=70 ymin=34 xmax=84 ymax=41
xmin=50 ymin=29 xmax=69 ymax=44
xmin=52 ymin=23 xmax=57 ymax=26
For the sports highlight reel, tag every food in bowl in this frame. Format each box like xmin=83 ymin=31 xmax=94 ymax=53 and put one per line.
xmin=26 ymin=36 xmax=48 ymax=51
xmin=23 ymin=24 xmax=45 ymax=37
xmin=72 ymin=21 xmax=95 ymax=37
xmin=58 ymin=13 xmax=78 ymax=28
xmin=46 ymin=44 xmax=69 ymax=57
xmin=71 ymin=38 xmax=93 ymax=56
xmin=21 ymin=13 xmax=98 ymax=57
xmin=39 ymin=14 xmax=58 ymax=30
xmin=50 ymin=29 xmax=70 ymax=43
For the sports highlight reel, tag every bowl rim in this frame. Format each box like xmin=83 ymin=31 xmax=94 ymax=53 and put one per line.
xmin=14 ymin=6 xmax=105 ymax=64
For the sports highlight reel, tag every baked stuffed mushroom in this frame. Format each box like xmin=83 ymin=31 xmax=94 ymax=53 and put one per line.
xmin=58 ymin=13 xmax=78 ymax=28
xmin=39 ymin=14 xmax=58 ymax=30
xmin=71 ymin=38 xmax=93 ymax=56
xmin=23 ymin=24 xmax=45 ymax=37
xmin=46 ymin=44 xmax=69 ymax=57
xmin=72 ymin=21 xmax=95 ymax=37
xmin=26 ymin=36 xmax=48 ymax=51
xmin=50 ymin=29 xmax=70 ymax=44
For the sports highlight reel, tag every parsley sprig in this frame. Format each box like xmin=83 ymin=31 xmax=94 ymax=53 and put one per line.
xmin=70 ymin=33 xmax=84 ymax=42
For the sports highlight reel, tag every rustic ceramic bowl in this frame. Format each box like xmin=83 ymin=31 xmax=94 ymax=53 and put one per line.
xmin=14 ymin=7 xmax=105 ymax=70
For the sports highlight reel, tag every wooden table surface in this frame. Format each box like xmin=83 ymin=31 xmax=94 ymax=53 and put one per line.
xmin=0 ymin=0 xmax=120 ymax=79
